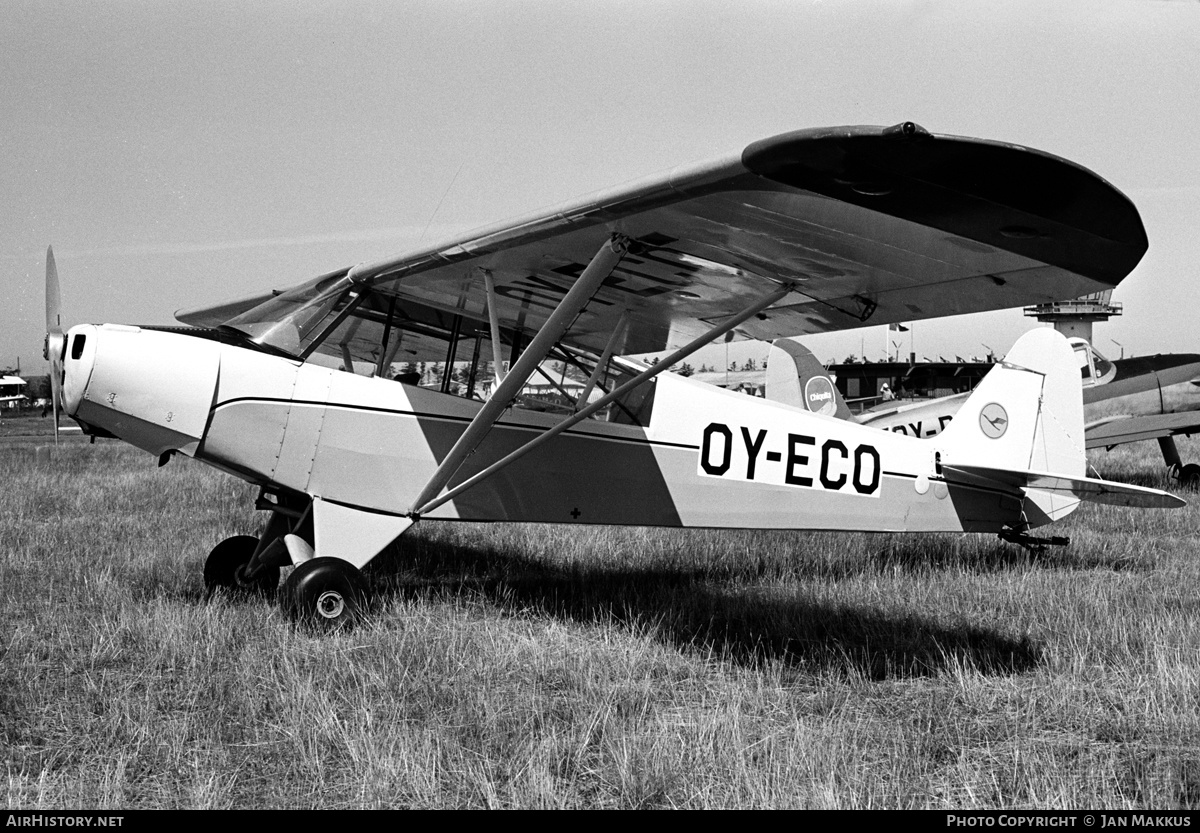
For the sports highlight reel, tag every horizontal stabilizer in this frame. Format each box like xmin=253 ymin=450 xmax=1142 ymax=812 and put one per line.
xmin=942 ymin=464 xmax=1185 ymax=509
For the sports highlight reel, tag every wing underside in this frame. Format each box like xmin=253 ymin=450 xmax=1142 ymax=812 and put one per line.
xmin=178 ymin=123 xmax=1148 ymax=362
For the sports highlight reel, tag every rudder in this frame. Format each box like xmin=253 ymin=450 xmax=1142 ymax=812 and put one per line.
xmin=935 ymin=328 xmax=1086 ymax=524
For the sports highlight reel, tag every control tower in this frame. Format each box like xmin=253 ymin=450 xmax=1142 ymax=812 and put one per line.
xmin=1024 ymin=290 xmax=1122 ymax=343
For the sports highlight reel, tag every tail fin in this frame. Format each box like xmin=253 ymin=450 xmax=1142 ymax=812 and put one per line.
xmin=765 ymin=339 xmax=852 ymax=418
xmin=935 ymin=328 xmax=1182 ymax=524
xmin=936 ymin=328 xmax=1084 ymax=476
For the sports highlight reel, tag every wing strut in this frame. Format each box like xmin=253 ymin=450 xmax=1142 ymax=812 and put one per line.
xmin=482 ymin=269 xmax=507 ymax=385
xmin=412 ymin=283 xmax=794 ymax=517
xmin=406 ymin=233 xmax=633 ymax=515
xmin=576 ymin=311 xmax=630 ymax=408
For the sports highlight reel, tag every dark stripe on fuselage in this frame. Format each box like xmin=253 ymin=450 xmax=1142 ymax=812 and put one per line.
xmin=208 ymin=395 xmax=692 ymax=525
xmin=211 ymin=395 xmax=702 ymax=452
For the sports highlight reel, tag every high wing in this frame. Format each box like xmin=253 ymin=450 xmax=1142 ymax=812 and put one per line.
xmin=177 ymin=123 xmax=1147 ymax=361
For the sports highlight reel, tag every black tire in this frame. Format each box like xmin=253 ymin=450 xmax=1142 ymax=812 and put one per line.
xmin=1180 ymin=463 xmax=1200 ymax=489
xmin=203 ymin=535 xmax=280 ymax=599
xmin=281 ymin=557 xmax=370 ymax=632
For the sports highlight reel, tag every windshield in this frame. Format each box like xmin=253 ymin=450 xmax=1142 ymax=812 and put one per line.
xmin=223 ymin=272 xmax=352 ymax=357
xmin=1090 ymin=345 xmax=1114 ymax=380
xmin=1071 ymin=340 xmax=1114 ymax=386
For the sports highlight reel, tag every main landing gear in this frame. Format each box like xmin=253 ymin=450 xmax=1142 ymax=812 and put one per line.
xmin=1159 ymin=437 xmax=1200 ymax=489
xmin=280 ymin=557 xmax=370 ymax=632
xmin=205 ymin=536 xmax=368 ymax=631
xmin=202 ymin=491 xmax=399 ymax=632
xmin=1174 ymin=464 xmax=1200 ymax=489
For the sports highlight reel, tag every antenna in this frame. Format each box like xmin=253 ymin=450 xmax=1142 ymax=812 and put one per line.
xmin=418 ymin=162 xmax=465 ymax=246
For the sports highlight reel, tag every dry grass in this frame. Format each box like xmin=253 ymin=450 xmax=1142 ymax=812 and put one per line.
xmin=3 ymin=426 xmax=1200 ymax=808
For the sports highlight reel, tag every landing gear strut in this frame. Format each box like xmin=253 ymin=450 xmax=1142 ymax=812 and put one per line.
xmin=1160 ymin=437 xmax=1200 ymax=489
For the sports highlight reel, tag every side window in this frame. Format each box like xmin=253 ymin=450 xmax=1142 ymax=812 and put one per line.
xmin=286 ymin=285 xmax=658 ymax=425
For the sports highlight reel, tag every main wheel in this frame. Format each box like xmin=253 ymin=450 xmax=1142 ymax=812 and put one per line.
xmin=281 ymin=557 xmax=370 ymax=632
xmin=1179 ymin=463 xmax=1200 ymax=489
xmin=203 ymin=535 xmax=280 ymax=599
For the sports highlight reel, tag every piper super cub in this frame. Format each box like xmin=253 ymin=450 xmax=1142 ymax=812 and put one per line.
xmin=43 ymin=123 xmax=1183 ymax=630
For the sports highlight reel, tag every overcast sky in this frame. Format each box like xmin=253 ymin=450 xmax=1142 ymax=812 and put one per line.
xmin=3 ymin=0 xmax=1199 ymax=372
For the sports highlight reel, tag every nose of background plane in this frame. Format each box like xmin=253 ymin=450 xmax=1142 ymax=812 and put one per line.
xmin=68 ymin=324 xmax=223 ymax=457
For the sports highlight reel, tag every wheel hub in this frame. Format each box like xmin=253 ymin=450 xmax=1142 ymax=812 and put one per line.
xmin=316 ymin=590 xmax=345 ymax=619
xmin=233 ymin=564 xmax=252 ymax=587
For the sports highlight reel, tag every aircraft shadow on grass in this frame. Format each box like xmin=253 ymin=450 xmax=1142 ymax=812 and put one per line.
xmin=872 ymin=534 xmax=1154 ymax=574
xmin=133 ymin=516 xmax=1161 ymax=686
xmin=360 ymin=533 xmax=1046 ymax=681
xmin=131 ymin=516 xmax=1146 ymax=681
xmin=125 ymin=518 xmax=1146 ymax=684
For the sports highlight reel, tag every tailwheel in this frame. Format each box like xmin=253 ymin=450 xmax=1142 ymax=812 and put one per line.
xmin=203 ymin=535 xmax=280 ymax=599
xmin=281 ymin=557 xmax=370 ymax=632
xmin=1179 ymin=463 xmax=1200 ymax=490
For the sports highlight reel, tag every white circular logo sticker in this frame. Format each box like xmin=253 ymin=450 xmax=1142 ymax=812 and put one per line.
xmin=804 ymin=376 xmax=837 ymax=416
xmin=979 ymin=403 xmax=1008 ymax=439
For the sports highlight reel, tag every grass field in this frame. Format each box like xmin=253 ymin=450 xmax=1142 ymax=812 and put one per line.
xmin=3 ymin=416 xmax=1200 ymax=809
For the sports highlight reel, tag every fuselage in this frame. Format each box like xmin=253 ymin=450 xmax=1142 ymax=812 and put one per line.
xmin=1083 ymin=353 xmax=1200 ymax=425
xmin=59 ymin=322 xmax=1041 ymax=534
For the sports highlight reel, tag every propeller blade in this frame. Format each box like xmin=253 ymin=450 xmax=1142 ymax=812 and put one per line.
xmin=46 ymin=245 xmax=61 ymax=335
xmin=45 ymin=246 xmax=64 ymax=447
xmin=50 ymin=363 xmax=61 ymax=446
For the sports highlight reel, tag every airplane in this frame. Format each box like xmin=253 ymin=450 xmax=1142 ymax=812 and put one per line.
xmin=42 ymin=122 xmax=1183 ymax=631
xmin=838 ymin=337 xmax=1200 ymax=486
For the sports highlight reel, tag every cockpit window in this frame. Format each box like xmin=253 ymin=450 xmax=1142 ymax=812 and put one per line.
xmin=1074 ymin=344 xmax=1095 ymax=385
xmin=1072 ymin=341 xmax=1115 ymax=386
xmin=1089 ymin=345 xmax=1114 ymax=381
xmin=221 ymin=277 xmax=656 ymax=425
xmin=223 ymin=273 xmax=352 ymax=356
